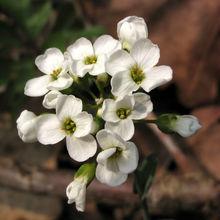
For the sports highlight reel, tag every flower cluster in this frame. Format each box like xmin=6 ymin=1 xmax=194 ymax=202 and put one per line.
xmin=17 ymin=16 xmax=201 ymax=212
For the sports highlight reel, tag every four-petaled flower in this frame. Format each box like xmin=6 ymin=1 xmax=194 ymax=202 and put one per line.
xmin=25 ymin=48 xmax=73 ymax=97
xmin=67 ymin=35 xmax=121 ymax=77
xmin=102 ymin=93 xmax=153 ymax=140
xmin=95 ymin=129 xmax=139 ymax=186
xmin=37 ymin=95 xmax=97 ymax=162
xmin=107 ymin=39 xmax=173 ymax=98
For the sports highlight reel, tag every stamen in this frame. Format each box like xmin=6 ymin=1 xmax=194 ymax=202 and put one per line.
xmin=116 ymin=108 xmax=131 ymax=119
xmin=109 ymin=147 xmax=122 ymax=160
xmin=84 ymin=55 xmax=97 ymax=65
xmin=130 ymin=64 xmax=145 ymax=85
xmin=51 ymin=68 xmax=62 ymax=80
xmin=62 ymin=118 xmax=76 ymax=135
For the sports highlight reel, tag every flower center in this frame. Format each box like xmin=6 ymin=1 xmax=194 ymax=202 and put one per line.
xmin=109 ymin=147 xmax=122 ymax=160
xmin=130 ymin=64 xmax=145 ymax=85
xmin=84 ymin=55 xmax=97 ymax=65
xmin=116 ymin=108 xmax=131 ymax=119
xmin=63 ymin=118 xmax=76 ymax=135
xmin=51 ymin=68 xmax=62 ymax=80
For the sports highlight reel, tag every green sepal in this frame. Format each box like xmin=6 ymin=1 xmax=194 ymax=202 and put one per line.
xmin=155 ymin=114 xmax=178 ymax=134
xmin=74 ymin=162 xmax=96 ymax=185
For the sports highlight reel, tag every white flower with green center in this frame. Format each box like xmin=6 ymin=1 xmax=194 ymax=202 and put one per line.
xmin=117 ymin=16 xmax=148 ymax=51
xmin=16 ymin=110 xmax=40 ymax=143
xmin=102 ymin=93 xmax=153 ymax=140
xmin=24 ymin=48 xmax=73 ymax=97
xmin=67 ymin=35 xmax=121 ymax=77
xmin=66 ymin=163 xmax=95 ymax=212
xmin=37 ymin=95 xmax=97 ymax=162
xmin=106 ymin=39 xmax=173 ymax=98
xmin=42 ymin=90 xmax=62 ymax=109
xmin=95 ymin=129 xmax=139 ymax=187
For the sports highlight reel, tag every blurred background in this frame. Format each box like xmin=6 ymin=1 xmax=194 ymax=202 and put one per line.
xmin=0 ymin=0 xmax=220 ymax=219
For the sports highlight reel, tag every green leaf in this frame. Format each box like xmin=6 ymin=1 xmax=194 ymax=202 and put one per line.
xmin=24 ymin=2 xmax=52 ymax=38
xmin=134 ymin=154 xmax=158 ymax=201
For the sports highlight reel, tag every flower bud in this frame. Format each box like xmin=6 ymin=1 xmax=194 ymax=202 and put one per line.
xmin=16 ymin=110 xmax=39 ymax=143
xmin=42 ymin=90 xmax=61 ymax=109
xmin=156 ymin=114 xmax=201 ymax=137
xmin=66 ymin=163 xmax=96 ymax=212
xmin=117 ymin=16 xmax=148 ymax=51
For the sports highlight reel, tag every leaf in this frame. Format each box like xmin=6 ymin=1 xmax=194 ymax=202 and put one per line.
xmin=134 ymin=154 xmax=158 ymax=201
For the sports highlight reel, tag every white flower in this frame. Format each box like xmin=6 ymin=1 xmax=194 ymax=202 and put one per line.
xmin=42 ymin=90 xmax=62 ymax=109
xmin=117 ymin=16 xmax=148 ymax=51
xmin=102 ymin=93 xmax=153 ymax=140
xmin=95 ymin=129 xmax=139 ymax=187
xmin=24 ymin=48 xmax=73 ymax=97
xmin=67 ymin=35 xmax=121 ymax=77
xmin=37 ymin=95 xmax=97 ymax=162
xmin=16 ymin=110 xmax=39 ymax=143
xmin=174 ymin=115 xmax=201 ymax=137
xmin=106 ymin=39 xmax=173 ymax=98
xmin=66 ymin=163 xmax=95 ymax=212
xmin=66 ymin=177 xmax=87 ymax=212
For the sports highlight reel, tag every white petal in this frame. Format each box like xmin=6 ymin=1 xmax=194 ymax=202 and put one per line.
xmin=66 ymin=179 xmax=82 ymax=204
xmin=16 ymin=110 xmax=36 ymax=124
xmin=24 ymin=75 xmax=51 ymax=97
xmin=89 ymin=54 xmax=106 ymax=76
xmin=72 ymin=60 xmax=94 ymax=77
xmin=102 ymin=99 xmax=119 ymax=123
xmin=96 ymin=129 xmax=126 ymax=150
xmin=111 ymin=71 xmax=139 ymax=98
xmin=131 ymin=39 xmax=160 ymax=70
xmin=175 ymin=115 xmax=201 ymax=137
xmin=56 ymin=95 xmax=82 ymax=121
xmin=66 ymin=135 xmax=97 ymax=162
xmin=47 ymin=72 xmax=73 ymax=90
xmin=115 ymin=95 xmax=135 ymax=110
xmin=17 ymin=110 xmax=38 ymax=143
xmin=106 ymin=50 xmax=135 ymax=76
xmin=141 ymin=65 xmax=173 ymax=92
xmin=73 ymin=112 xmax=93 ymax=138
xmin=94 ymin=35 xmax=121 ymax=56
xmin=35 ymin=48 xmax=64 ymax=74
xmin=67 ymin=38 xmax=94 ymax=60
xmin=96 ymin=148 xmax=116 ymax=165
xmin=117 ymin=141 xmax=139 ymax=173
xmin=105 ymin=119 xmax=134 ymax=141
xmin=75 ymin=184 xmax=86 ymax=212
xmin=131 ymin=93 xmax=153 ymax=120
xmin=37 ymin=114 xmax=65 ymax=145
xmin=42 ymin=90 xmax=62 ymax=109
xmin=117 ymin=16 xmax=148 ymax=46
xmin=96 ymin=163 xmax=127 ymax=187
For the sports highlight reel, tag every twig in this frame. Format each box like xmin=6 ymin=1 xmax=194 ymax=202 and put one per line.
xmin=0 ymin=163 xmax=219 ymax=215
